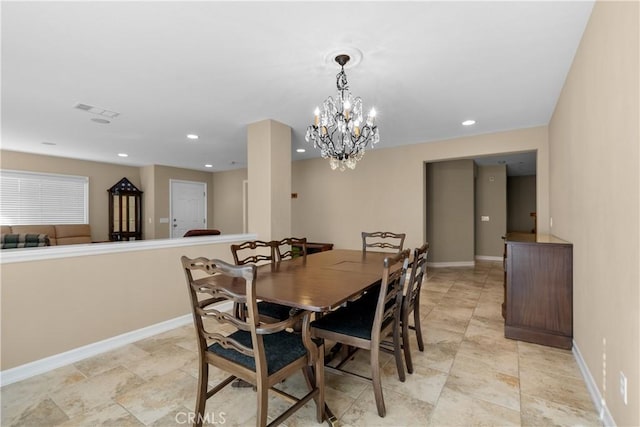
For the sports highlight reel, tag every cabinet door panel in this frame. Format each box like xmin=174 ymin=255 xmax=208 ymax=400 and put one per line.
xmin=505 ymin=239 xmax=572 ymax=349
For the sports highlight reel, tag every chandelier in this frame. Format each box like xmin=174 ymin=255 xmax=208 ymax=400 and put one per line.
xmin=305 ymin=54 xmax=379 ymax=171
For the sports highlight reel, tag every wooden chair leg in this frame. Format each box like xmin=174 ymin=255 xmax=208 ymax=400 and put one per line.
xmin=402 ymin=312 xmax=414 ymax=374
xmin=256 ymin=379 xmax=269 ymax=427
xmin=370 ymin=348 xmax=386 ymax=417
xmin=414 ymin=304 xmax=424 ymax=352
xmin=195 ymin=363 xmax=208 ymax=427
xmin=301 ymin=363 xmax=323 ymax=423
xmin=393 ymin=322 xmax=406 ymax=382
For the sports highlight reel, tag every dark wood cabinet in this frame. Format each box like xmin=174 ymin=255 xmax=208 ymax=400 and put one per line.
xmin=504 ymin=233 xmax=573 ymax=349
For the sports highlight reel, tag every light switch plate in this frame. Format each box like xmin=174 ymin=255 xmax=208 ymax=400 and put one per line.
xmin=481 ymin=216 xmax=490 ymax=222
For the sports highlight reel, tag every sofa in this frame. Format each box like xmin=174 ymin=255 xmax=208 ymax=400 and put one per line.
xmin=1 ymin=224 xmax=92 ymax=246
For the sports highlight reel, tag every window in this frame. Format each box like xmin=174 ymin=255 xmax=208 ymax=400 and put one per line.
xmin=0 ymin=170 xmax=89 ymax=225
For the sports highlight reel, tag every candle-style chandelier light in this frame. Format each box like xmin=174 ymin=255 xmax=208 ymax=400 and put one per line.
xmin=305 ymin=54 xmax=379 ymax=171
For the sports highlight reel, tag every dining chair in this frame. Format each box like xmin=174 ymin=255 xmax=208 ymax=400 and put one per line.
xmin=310 ymin=249 xmax=410 ymax=417
xmin=354 ymin=231 xmax=406 ymax=306
xmin=181 ymin=256 xmax=325 ymax=427
xmin=275 ymin=237 xmax=307 ymax=262
xmin=231 ymin=240 xmax=276 ymax=266
xmin=361 ymin=231 xmax=406 ymax=253
xmin=400 ymin=243 xmax=429 ymax=374
xmin=230 ymin=240 xmax=294 ymax=323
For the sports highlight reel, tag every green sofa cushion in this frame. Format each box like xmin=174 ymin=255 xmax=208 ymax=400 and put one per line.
xmin=1 ymin=233 xmax=50 ymax=249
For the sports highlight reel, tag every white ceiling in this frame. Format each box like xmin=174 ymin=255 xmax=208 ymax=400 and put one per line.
xmin=1 ymin=1 xmax=594 ymax=172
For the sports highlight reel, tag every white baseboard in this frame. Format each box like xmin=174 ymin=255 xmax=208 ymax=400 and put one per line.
xmin=475 ymin=255 xmax=503 ymax=262
xmin=573 ymin=339 xmax=616 ymax=426
xmin=0 ymin=313 xmax=193 ymax=386
xmin=427 ymin=261 xmax=475 ymax=268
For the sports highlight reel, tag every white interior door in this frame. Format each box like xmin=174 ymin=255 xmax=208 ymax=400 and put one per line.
xmin=170 ymin=180 xmax=206 ymax=238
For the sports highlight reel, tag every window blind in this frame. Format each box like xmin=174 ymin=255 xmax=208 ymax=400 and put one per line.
xmin=0 ymin=170 xmax=88 ymax=225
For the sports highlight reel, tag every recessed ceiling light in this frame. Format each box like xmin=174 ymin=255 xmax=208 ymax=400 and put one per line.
xmin=41 ymin=141 xmax=57 ymax=146
xmin=296 ymin=148 xmax=306 ymax=153
xmin=187 ymin=134 xmax=199 ymax=140
xmin=204 ymin=164 xmax=213 ymax=168
xmin=118 ymin=153 xmax=128 ymax=157
xmin=91 ymin=118 xmax=111 ymax=124
xmin=462 ymin=119 xmax=476 ymax=126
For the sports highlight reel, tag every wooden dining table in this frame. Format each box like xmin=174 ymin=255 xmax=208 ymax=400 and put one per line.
xmin=193 ymin=249 xmax=394 ymax=311
xmin=192 ymin=249 xmax=397 ymax=426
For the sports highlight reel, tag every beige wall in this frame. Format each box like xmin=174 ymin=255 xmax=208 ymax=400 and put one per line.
xmin=507 ymin=175 xmax=536 ymax=233
xmin=292 ymin=126 xmax=549 ymax=252
xmin=0 ymin=151 xmax=141 ymax=242
xmin=426 ymin=160 xmax=475 ymax=263
xmin=212 ymin=168 xmax=247 ymax=234
xmin=0 ymin=241 xmax=241 ymax=370
xmin=475 ymin=165 xmax=507 ymax=257
xmin=549 ymin=1 xmax=639 ymax=425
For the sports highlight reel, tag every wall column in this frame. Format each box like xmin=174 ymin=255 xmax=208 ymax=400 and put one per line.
xmin=246 ymin=119 xmax=291 ymax=241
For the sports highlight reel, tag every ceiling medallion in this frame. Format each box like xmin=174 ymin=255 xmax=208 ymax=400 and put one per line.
xmin=305 ymin=54 xmax=379 ymax=171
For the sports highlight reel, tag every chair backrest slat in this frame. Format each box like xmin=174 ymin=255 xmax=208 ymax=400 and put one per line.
xmin=372 ymin=249 xmax=410 ymax=343
xmin=196 ymin=302 xmax=251 ymax=332
xmin=362 ymin=231 xmax=406 ymax=253
xmin=275 ymin=237 xmax=307 ymax=261
xmin=204 ymin=332 xmax=254 ymax=357
xmin=405 ymin=243 xmax=429 ymax=312
xmin=230 ymin=240 xmax=276 ymax=266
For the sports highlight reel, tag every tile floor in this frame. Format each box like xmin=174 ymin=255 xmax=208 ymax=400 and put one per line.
xmin=1 ymin=261 xmax=602 ymax=426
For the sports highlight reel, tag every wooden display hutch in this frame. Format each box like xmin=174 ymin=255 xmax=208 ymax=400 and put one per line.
xmin=108 ymin=177 xmax=143 ymax=241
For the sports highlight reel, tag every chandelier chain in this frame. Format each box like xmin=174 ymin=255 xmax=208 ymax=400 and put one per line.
xmin=337 ymin=67 xmax=349 ymax=92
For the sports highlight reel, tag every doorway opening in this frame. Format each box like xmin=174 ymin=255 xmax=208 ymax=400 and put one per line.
xmin=425 ymin=151 xmax=536 ymax=265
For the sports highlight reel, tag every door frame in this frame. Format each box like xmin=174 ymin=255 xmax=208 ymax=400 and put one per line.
xmin=242 ymin=179 xmax=248 ymax=234
xmin=169 ymin=179 xmax=207 ymax=239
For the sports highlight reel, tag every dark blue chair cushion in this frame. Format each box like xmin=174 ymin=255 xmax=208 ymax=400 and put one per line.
xmin=311 ymin=298 xmax=393 ymax=341
xmin=208 ymin=330 xmax=308 ymax=375
xmin=257 ymin=301 xmax=295 ymax=321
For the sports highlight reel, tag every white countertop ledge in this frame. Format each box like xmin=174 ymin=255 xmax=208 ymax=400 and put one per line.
xmin=0 ymin=233 xmax=257 ymax=264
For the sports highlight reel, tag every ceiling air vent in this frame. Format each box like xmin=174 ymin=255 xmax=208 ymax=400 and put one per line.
xmin=73 ymin=103 xmax=120 ymax=119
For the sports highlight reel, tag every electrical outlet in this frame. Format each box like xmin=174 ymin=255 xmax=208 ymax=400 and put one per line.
xmin=620 ymin=371 xmax=628 ymax=405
